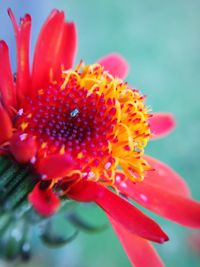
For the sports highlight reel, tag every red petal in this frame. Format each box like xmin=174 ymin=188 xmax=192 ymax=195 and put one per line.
xmin=28 ymin=184 xmax=60 ymax=216
xmin=10 ymin=132 xmax=37 ymax=163
xmin=144 ymin=156 xmax=191 ymax=197
xmin=149 ymin=112 xmax=176 ymax=139
xmin=32 ymin=10 xmax=65 ymax=91
xmin=109 ymin=217 xmax=164 ymax=267
xmin=0 ymin=41 xmax=16 ymax=109
xmin=67 ymin=179 xmax=102 ymax=202
xmin=8 ymin=9 xmax=31 ymax=101
xmin=98 ymin=53 xmax=129 ymax=79
xmin=32 ymin=10 xmax=76 ymax=91
xmin=36 ymin=154 xmax=75 ymax=179
xmin=116 ymin=173 xmax=200 ymax=228
xmin=0 ymin=103 xmax=13 ymax=144
xmin=59 ymin=22 xmax=77 ymax=70
xmin=68 ymin=180 xmax=169 ymax=243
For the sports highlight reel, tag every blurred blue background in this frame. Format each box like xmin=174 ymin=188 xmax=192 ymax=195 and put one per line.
xmin=0 ymin=0 xmax=200 ymax=266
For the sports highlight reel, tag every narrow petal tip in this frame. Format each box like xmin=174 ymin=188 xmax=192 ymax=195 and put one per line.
xmin=160 ymin=235 xmax=169 ymax=243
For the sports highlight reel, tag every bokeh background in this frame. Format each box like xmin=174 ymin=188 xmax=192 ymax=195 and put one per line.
xmin=0 ymin=0 xmax=200 ymax=266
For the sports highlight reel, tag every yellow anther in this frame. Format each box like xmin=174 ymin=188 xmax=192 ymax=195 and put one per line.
xmin=41 ymin=142 xmax=47 ymax=149
xmin=21 ymin=122 xmax=28 ymax=131
xmin=38 ymin=89 xmax=44 ymax=95
xmin=60 ymin=145 xmax=65 ymax=155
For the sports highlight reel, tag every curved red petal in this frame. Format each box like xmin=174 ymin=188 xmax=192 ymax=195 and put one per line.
xmin=149 ymin=112 xmax=176 ymax=140
xmin=68 ymin=180 xmax=168 ymax=243
xmin=116 ymin=173 xmax=200 ymax=228
xmin=32 ymin=10 xmax=66 ymax=91
xmin=9 ymin=132 xmax=37 ymax=163
xmin=8 ymin=9 xmax=31 ymax=101
xmin=36 ymin=154 xmax=75 ymax=179
xmin=60 ymin=22 xmax=77 ymax=70
xmin=109 ymin=217 xmax=165 ymax=267
xmin=28 ymin=184 xmax=60 ymax=216
xmin=67 ymin=179 xmax=102 ymax=202
xmin=98 ymin=53 xmax=129 ymax=79
xmin=144 ymin=156 xmax=191 ymax=197
xmin=0 ymin=41 xmax=16 ymax=109
xmin=0 ymin=103 xmax=13 ymax=144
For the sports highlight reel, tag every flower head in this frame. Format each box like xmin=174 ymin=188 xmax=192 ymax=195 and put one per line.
xmin=16 ymin=63 xmax=151 ymax=185
xmin=0 ymin=8 xmax=200 ymax=267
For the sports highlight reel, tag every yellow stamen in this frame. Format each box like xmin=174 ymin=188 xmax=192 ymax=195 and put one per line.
xmin=59 ymin=63 xmax=151 ymax=184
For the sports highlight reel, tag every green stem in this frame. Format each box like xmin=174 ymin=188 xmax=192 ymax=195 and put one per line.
xmin=0 ymin=156 xmax=38 ymax=216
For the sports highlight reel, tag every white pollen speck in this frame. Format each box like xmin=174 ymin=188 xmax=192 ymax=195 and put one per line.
xmin=140 ymin=194 xmax=148 ymax=202
xmin=17 ymin=108 xmax=24 ymax=116
xmin=30 ymin=156 xmax=36 ymax=164
xmin=88 ymin=172 xmax=95 ymax=179
xmin=116 ymin=175 xmax=121 ymax=182
xmin=82 ymin=172 xmax=88 ymax=178
xmin=19 ymin=133 xmax=27 ymax=141
xmin=42 ymin=174 xmax=47 ymax=179
xmin=120 ymin=181 xmax=127 ymax=189
xmin=105 ymin=162 xmax=111 ymax=170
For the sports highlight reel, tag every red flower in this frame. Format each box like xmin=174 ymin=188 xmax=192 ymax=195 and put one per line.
xmin=0 ymin=9 xmax=200 ymax=267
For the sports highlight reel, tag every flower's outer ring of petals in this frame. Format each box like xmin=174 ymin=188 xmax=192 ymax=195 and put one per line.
xmin=9 ymin=132 xmax=37 ymax=163
xmin=28 ymin=184 xmax=60 ymax=217
xmin=60 ymin=22 xmax=77 ymax=70
xmin=144 ymin=156 xmax=191 ymax=197
xmin=8 ymin=9 xmax=31 ymax=102
xmin=36 ymin=154 xmax=75 ymax=179
xmin=32 ymin=10 xmax=66 ymax=91
xmin=116 ymin=172 xmax=200 ymax=228
xmin=149 ymin=112 xmax=176 ymax=140
xmin=0 ymin=103 xmax=13 ymax=144
xmin=68 ymin=180 xmax=169 ymax=243
xmin=109 ymin=216 xmax=165 ymax=267
xmin=98 ymin=53 xmax=129 ymax=80
xmin=0 ymin=40 xmax=16 ymax=110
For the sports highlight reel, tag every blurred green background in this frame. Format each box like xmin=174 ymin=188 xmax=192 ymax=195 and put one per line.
xmin=0 ymin=0 xmax=200 ymax=266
